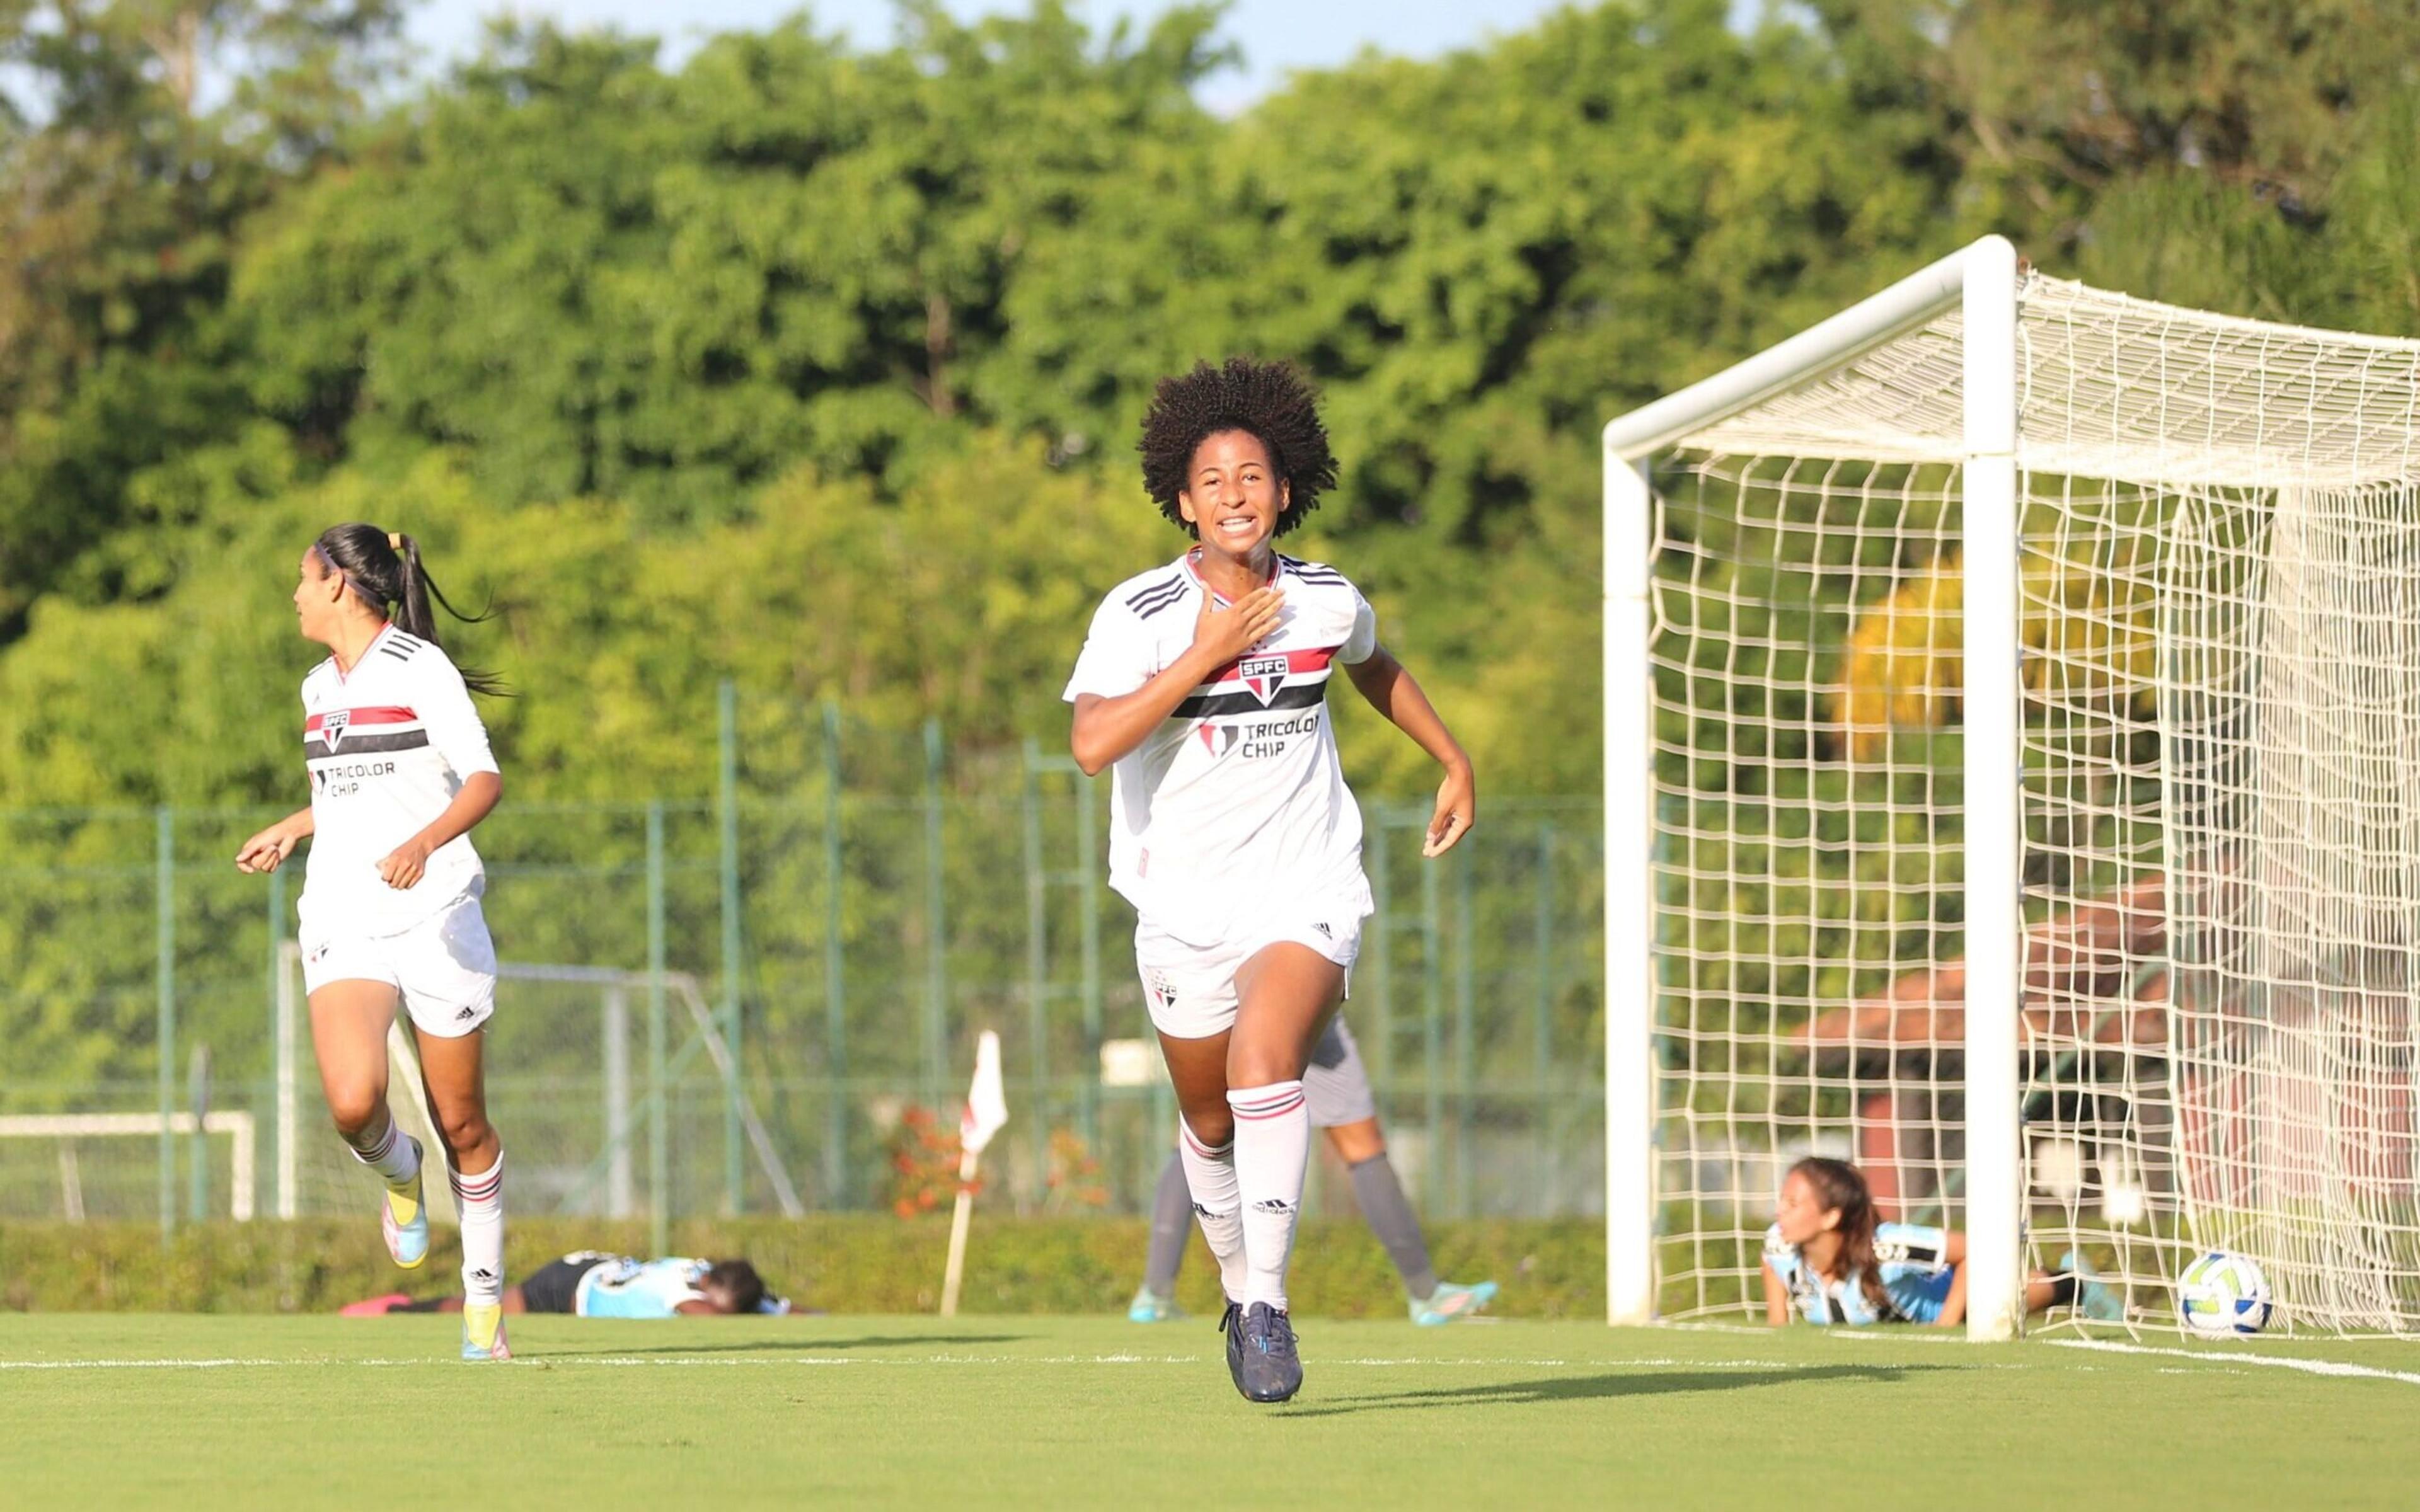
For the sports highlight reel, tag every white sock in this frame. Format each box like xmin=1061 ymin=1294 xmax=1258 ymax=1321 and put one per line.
xmin=1177 ymin=1120 xmax=1250 ymax=1304
xmin=1226 ymin=1080 xmax=1309 ymax=1312
xmin=451 ymin=1152 xmax=505 ymax=1306
xmin=347 ymin=1116 xmax=422 ymax=1189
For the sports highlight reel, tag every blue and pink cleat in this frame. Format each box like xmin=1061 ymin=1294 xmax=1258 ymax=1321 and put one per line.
xmin=1409 ymin=1280 xmax=1499 ymax=1326
xmin=378 ymin=1138 xmax=429 ymax=1271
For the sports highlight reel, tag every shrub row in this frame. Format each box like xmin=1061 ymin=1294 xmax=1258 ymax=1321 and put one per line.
xmin=0 ymin=1216 xmax=1610 ymax=1318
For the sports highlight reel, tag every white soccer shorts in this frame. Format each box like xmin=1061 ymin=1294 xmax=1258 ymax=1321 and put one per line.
xmin=1134 ymin=905 xmax=1364 ymax=1041
xmin=300 ymin=896 xmax=498 ymax=1038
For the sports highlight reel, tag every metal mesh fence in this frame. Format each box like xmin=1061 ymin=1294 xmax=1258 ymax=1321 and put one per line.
xmin=0 ymin=692 xmax=1605 ymax=1230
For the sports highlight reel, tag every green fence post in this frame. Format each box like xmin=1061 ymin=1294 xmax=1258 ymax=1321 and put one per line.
xmin=187 ymin=1044 xmax=211 ymax=1222
xmin=1534 ymin=819 xmax=1557 ymax=1210
xmin=1368 ymin=815 xmax=1393 ymax=1085
xmin=1421 ymin=827 xmax=1444 ymax=1215
xmin=1455 ymin=840 xmax=1475 ymax=1220
xmin=1076 ymin=768 xmax=1101 ymax=1154
xmin=923 ymin=719 xmax=948 ymax=1111
xmin=156 ymin=806 xmax=175 ymax=1245
xmin=822 ymin=700 xmax=848 ymax=1209
xmin=647 ymin=801 xmax=669 ymax=1256
xmin=1022 ymin=739 xmax=1049 ymax=1184
xmin=267 ymin=862 xmax=286 ymax=1217
xmin=717 ymin=680 xmax=745 ymax=1215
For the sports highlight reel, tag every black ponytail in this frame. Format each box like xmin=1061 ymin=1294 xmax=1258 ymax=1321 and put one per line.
xmin=313 ymin=524 xmax=510 ymax=697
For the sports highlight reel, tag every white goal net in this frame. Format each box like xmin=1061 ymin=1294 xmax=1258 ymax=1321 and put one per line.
xmin=1605 ymin=238 xmax=2420 ymax=1336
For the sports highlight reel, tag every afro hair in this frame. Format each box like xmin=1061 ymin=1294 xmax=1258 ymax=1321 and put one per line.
xmin=1138 ymin=358 xmax=1339 ymax=538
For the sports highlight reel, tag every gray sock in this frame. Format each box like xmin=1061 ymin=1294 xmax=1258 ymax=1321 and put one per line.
xmin=1349 ymin=1152 xmax=1439 ymax=1301
xmin=1143 ymin=1148 xmax=1192 ymax=1295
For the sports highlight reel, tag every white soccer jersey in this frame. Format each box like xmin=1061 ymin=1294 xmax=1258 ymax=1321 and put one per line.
xmin=297 ymin=623 xmax=500 ymax=939
xmin=1063 ymin=549 xmax=1378 ymax=937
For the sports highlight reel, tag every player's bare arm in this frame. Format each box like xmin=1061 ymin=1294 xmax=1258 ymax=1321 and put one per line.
xmin=376 ymin=769 xmax=503 ymax=890
xmin=234 ymin=807 xmax=316 ymax=873
xmin=1069 ymin=585 xmax=1284 ymax=776
xmin=1344 ymin=648 xmax=1474 ymax=856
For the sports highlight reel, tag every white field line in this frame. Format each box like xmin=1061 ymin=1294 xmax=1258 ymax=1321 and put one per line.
xmin=2044 ymin=1337 xmax=2420 ymax=1387
xmin=0 ymin=1351 xmax=1823 ymax=1374
xmin=1656 ymin=1320 xmax=1966 ymax=1346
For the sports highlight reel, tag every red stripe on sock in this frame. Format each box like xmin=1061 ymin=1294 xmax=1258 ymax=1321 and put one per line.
xmin=1228 ymin=1084 xmax=1304 ymax=1110
xmin=1231 ymin=1096 xmax=1306 ymax=1120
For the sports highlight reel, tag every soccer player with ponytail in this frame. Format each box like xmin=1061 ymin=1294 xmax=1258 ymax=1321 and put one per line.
xmin=1763 ymin=1157 xmax=2121 ymax=1327
xmin=1065 ymin=358 xmax=1475 ymax=1403
xmin=236 ymin=525 xmax=516 ymax=1361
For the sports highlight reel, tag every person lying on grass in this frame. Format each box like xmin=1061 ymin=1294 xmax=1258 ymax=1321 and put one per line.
xmin=1762 ymin=1157 xmax=2121 ymax=1327
xmin=345 ymin=1251 xmax=794 ymax=1319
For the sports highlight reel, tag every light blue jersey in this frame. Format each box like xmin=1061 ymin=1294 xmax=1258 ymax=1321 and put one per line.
xmin=1763 ymin=1222 xmax=1956 ymax=1325
xmin=574 ymin=1256 xmax=715 ymax=1319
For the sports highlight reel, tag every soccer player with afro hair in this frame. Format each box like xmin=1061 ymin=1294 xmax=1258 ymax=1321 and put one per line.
xmin=1063 ymin=357 xmax=1476 ymax=1404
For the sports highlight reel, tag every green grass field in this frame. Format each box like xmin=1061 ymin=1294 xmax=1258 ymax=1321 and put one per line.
xmin=6 ymin=1314 xmax=2417 ymax=1509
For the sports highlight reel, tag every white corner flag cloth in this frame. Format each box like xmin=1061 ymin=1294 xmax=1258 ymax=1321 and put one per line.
xmin=940 ymin=1030 xmax=1008 ymax=1318
xmin=960 ymin=1029 xmax=1008 ymax=1159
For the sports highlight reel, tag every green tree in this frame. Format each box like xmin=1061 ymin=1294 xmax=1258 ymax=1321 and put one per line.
xmin=0 ymin=0 xmax=405 ymax=631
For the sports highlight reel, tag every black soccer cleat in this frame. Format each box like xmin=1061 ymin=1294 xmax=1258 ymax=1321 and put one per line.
xmin=1220 ymin=1300 xmax=1246 ymax=1393
xmin=1226 ymin=1301 xmax=1303 ymax=1403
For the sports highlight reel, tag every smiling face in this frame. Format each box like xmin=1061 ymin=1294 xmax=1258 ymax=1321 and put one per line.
xmin=1774 ymin=1169 xmax=1843 ymax=1249
xmin=1177 ymin=428 xmax=1290 ymax=562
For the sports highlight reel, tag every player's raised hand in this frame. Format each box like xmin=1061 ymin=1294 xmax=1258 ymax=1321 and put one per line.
xmin=234 ymin=823 xmax=300 ymax=874
xmin=1193 ymin=584 xmax=1285 ymax=665
xmin=1422 ymin=761 xmax=1476 ymax=858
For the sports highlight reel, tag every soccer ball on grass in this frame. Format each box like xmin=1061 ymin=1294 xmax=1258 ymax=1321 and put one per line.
xmin=2176 ymin=1249 xmax=2271 ymax=1337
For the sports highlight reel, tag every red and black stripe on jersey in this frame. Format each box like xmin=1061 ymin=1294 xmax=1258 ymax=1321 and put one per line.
xmin=1173 ymin=645 xmax=1340 ymax=719
xmin=304 ymin=706 xmax=430 ymax=757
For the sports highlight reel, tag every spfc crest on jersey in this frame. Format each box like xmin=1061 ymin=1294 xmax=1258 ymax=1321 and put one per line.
xmin=1239 ymin=654 xmax=1287 ymax=704
xmin=319 ymin=708 xmax=351 ymax=752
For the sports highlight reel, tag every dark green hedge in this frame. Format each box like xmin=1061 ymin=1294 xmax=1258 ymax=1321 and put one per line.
xmin=0 ymin=1217 xmax=1607 ymax=1317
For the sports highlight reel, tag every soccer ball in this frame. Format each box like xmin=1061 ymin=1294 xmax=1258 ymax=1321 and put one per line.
xmin=2176 ymin=1249 xmax=2271 ymax=1337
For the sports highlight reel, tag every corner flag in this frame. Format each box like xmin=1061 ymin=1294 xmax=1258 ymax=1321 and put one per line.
xmin=940 ymin=1031 xmax=1008 ymax=1317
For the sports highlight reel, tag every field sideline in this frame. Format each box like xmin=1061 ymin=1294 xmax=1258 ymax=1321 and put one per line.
xmin=5 ymin=1315 xmax=2416 ymax=1508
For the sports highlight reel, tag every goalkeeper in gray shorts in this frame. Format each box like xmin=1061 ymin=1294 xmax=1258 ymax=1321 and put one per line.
xmin=1127 ymin=1016 xmax=1497 ymax=1326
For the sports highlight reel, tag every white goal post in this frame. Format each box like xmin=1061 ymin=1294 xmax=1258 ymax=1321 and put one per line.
xmin=1603 ymin=235 xmax=2420 ymax=1339
xmin=0 ymin=1112 xmax=257 ymax=1221
xmin=272 ymin=946 xmax=804 ymax=1227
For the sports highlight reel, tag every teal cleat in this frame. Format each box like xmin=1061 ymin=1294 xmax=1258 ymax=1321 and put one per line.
xmin=1127 ymin=1286 xmax=1184 ymax=1324
xmin=378 ymin=1138 xmax=429 ymax=1271
xmin=2058 ymin=1251 xmax=2126 ymax=1322
xmin=1410 ymin=1280 xmax=1499 ymax=1326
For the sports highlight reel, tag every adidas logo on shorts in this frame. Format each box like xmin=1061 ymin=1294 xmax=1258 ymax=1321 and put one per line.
xmin=1312 ymin=922 xmax=1332 ymax=939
